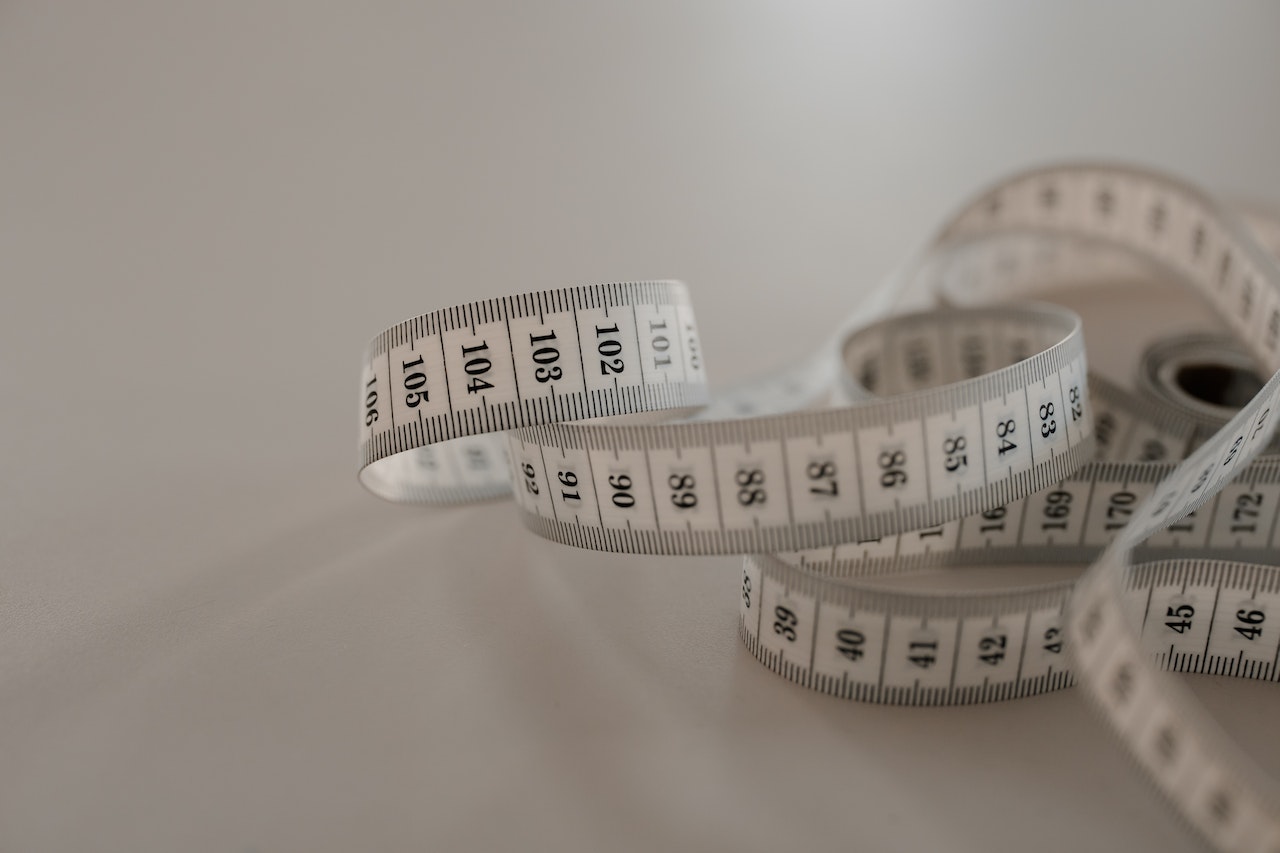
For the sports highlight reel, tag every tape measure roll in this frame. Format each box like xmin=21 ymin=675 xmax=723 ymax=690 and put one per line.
xmin=357 ymin=163 xmax=1280 ymax=852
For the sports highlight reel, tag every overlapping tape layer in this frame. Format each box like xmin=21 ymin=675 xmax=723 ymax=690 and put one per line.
xmin=358 ymin=164 xmax=1280 ymax=852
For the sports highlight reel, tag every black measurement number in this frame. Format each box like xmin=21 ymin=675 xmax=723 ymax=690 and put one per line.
xmin=908 ymin=638 xmax=938 ymax=669
xmin=1232 ymin=492 xmax=1263 ymax=534
xmin=836 ymin=628 xmax=865 ymax=662
xmin=1165 ymin=603 xmax=1194 ymax=634
xmin=774 ymin=605 xmax=797 ymax=642
xmin=529 ymin=331 xmax=562 ymax=383
xmin=669 ymin=473 xmax=697 ymax=509
xmin=609 ymin=473 xmax=635 ymax=508
xmin=462 ymin=341 xmax=493 ymax=394
xmin=595 ymin=324 xmax=625 ymax=375
xmin=558 ymin=470 xmax=580 ymax=502
xmin=1041 ymin=490 xmax=1072 ymax=531
xmin=878 ymin=449 xmax=907 ymax=488
xmin=402 ymin=354 xmax=428 ymax=407
xmin=943 ymin=435 xmax=968 ymax=472
xmin=736 ymin=467 xmax=766 ymax=506
xmin=1039 ymin=402 xmax=1057 ymax=438
xmin=363 ymin=376 xmax=379 ymax=426
xmin=1222 ymin=434 xmax=1244 ymax=469
xmin=1235 ymin=608 xmax=1265 ymax=641
xmin=996 ymin=418 xmax=1017 ymax=456
xmin=1039 ymin=489 xmax=1070 ymax=527
xmin=979 ymin=506 xmax=1007 ymax=533
xmin=978 ymin=631 xmax=1007 ymax=666
xmin=1253 ymin=407 xmax=1271 ymax=441
xmin=1043 ymin=626 xmax=1063 ymax=654
xmin=650 ymin=318 xmax=673 ymax=369
xmin=807 ymin=460 xmax=838 ymax=497
xmin=1104 ymin=490 xmax=1136 ymax=531
xmin=741 ymin=574 xmax=751 ymax=608
xmin=1068 ymin=385 xmax=1083 ymax=422
xmin=521 ymin=462 xmax=539 ymax=495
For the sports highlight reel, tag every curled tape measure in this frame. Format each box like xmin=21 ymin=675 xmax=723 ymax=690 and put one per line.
xmin=357 ymin=164 xmax=1280 ymax=852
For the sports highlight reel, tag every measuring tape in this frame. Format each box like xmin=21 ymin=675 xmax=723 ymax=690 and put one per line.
xmin=358 ymin=280 xmax=708 ymax=505
xmin=357 ymin=163 xmax=1280 ymax=852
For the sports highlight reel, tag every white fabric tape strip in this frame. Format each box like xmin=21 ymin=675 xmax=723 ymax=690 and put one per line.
xmin=358 ymin=281 xmax=708 ymax=504
xmin=357 ymin=163 xmax=1280 ymax=852
xmin=509 ymin=303 xmax=1092 ymax=555
xmin=935 ymin=164 xmax=1280 ymax=850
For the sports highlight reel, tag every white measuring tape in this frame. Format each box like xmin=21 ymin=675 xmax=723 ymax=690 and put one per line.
xmin=357 ymin=163 xmax=1280 ymax=852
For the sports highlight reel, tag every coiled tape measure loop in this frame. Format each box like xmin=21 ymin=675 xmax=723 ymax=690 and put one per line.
xmin=358 ymin=163 xmax=1280 ymax=852
xmin=358 ymin=280 xmax=707 ymax=505
xmin=510 ymin=303 xmax=1091 ymax=556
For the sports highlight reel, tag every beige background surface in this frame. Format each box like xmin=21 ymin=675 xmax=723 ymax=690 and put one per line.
xmin=4 ymin=2 xmax=1280 ymax=851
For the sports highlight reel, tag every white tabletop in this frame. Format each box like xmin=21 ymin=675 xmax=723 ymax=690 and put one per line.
xmin=4 ymin=3 xmax=1280 ymax=851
